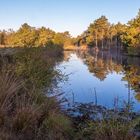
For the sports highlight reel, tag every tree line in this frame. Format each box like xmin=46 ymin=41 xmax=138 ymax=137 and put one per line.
xmin=0 ymin=10 xmax=140 ymax=55
xmin=0 ymin=23 xmax=73 ymax=48
xmin=76 ymin=10 xmax=140 ymax=56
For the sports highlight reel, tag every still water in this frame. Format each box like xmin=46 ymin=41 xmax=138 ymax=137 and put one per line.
xmin=57 ymin=51 xmax=140 ymax=111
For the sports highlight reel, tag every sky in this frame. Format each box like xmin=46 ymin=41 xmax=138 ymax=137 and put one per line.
xmin=0 ymin=0 xmax=140 ymax=37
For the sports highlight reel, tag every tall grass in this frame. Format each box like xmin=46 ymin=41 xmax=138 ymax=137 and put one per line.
xmin=0 ymin=47 xmax=73 ymax=140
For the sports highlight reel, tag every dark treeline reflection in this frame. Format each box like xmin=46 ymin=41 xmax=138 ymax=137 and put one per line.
xmin=75 ymin=49 xmax=140 ymax=103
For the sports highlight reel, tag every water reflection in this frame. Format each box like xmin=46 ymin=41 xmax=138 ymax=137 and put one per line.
xmin=58 ymin=50 xmax=140 ymax=111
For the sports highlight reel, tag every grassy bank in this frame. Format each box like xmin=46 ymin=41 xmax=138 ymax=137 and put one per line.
xmin=0 ymin=46 xmax=73 ymax=140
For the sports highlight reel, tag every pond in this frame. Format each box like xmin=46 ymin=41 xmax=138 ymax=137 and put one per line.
xmin=57 ymin=50 xmax=140 ymax=111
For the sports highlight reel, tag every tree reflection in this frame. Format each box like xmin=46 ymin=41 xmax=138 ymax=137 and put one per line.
xmin=123 ymin=66 xmax=140 ymax=102
xmin=76 ymin=50 xmax=140 ymax=102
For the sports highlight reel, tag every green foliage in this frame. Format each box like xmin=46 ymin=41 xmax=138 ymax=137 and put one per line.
xmin=86 ymin=16 xmax=110 ymax=47
xmin=121 ymin=10 xmax=140 ymax=55
xmin=76 ymin=15 xmax=127 ymax=50
xmin=11 ymin=23 xmax=38 ymax=47
xmin=53 ymin=31 xmax=72 ymax=48
xmin=14 ymin=47 xmax=63 ymax=90
xmin=0 ymin=10 xmax=140 ymax=55
xmin=75 ymin=11 xmax=138 ymax=56
xmin=35 ymin=27 xmax=55 ymax=47
xmin=0 ymin=23 xmax=74 ymax=49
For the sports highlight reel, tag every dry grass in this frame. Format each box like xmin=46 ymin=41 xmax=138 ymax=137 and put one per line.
xmin=0 ymin=47 xmax=72 ymax=140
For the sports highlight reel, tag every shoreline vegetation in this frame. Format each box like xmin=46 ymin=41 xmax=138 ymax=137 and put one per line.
xmin=0 ymin=10 xmax=139 ymax=56
xmin=0 ymin=47 xmax=140 ymax=140
xmin=0 ymin=47 xmax=73 ymax=140
xmin=0 ymin=9 xmax=139 ymax=140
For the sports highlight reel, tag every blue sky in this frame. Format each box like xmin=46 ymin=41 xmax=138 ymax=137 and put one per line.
xmin=0 ymin=0 xmax=140 ymax=36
